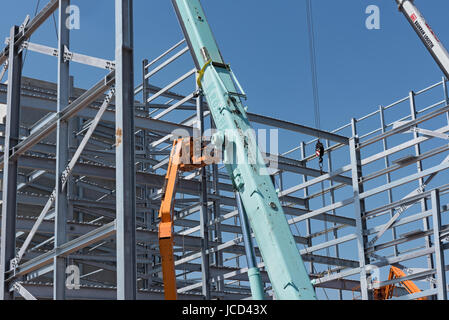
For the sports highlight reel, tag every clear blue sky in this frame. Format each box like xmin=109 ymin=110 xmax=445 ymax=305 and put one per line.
xmin=1 ymin=0 xmax=449 ymax=299
xmin=1 ymin=0 xmax=449 ymax=132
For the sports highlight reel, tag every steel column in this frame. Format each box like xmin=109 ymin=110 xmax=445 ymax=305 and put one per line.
xmin=0 ymin=26 xmax=22 ymax=300
xmin=378 ymin=105 xmax=399 ymax=257
xmin=115 ymin=0 xmax=137 ymax=300
xmin=142 ymin=58 xmax=149 ymax=112
xmin=300 ymin=141 xmax=314 ymax=274
xmin=54 ymin=0 xmax=71 ymax=300
xmin=431 ymin=189 xmax=447 ymax=300
xmin=210 ymin=116 xmax=224 ymax=291
xmin=409 ymin=91 xmax=434 ymax=277
xmin=325 ymin=139 xmax=342 ymax=300
xmin=196 ymin=88 xmax=211 ymax=299
xmin=349 ymin=119 xmax=372 ymax=300
xmin=67 ymin=76 xmax=76 ymax=223
xmin=141 ymin=58 xmax=152 ymax=289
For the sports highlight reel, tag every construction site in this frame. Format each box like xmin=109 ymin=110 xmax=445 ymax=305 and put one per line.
xmin=0 ymin=0 xmax=448 ymax=301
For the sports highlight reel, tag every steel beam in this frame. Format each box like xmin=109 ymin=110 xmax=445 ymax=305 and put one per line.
xmin=0 ymin=73 xmax=115 ymax=171
xmin=12 ymin=282 xmax=37 ymax=300
xmin=11 ymin=222 xmax=116 ymax=278
xmin=20 ymin=41 xmax=115 ymax=70
xmin=361 ymin=103 xmax=449 ymax=148
xmin=0 ymin=0 xmax=59 ymax=66
xmin=247 ymin=113 xmax=349 ymax=145
xmin=18 ymin=282 xmax=246 ymax=300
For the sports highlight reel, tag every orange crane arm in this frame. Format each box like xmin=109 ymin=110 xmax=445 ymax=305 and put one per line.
xmin=375 ymin=266 xmax=426 ymax=300
xmin=389 ymin=266 xmax=426 ymax=300
xmin=158 ymin=138 xmax=183 ymax=300
xmin=157 ymin=137 xmax=213 ymax=300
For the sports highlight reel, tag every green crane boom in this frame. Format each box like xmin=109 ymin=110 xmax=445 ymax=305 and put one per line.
xmin=171 ymin=0 xmax=317 ymax=300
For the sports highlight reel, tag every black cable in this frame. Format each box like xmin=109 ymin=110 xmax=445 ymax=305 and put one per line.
xmin=306 ymin=1 xmax=332 ymax=295
xmin=306 ymin=0 xmax=321 ymax=132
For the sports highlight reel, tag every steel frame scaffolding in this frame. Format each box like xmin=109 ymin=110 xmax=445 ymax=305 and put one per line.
xmin=0 ymin=0 xmax=448 ymax=300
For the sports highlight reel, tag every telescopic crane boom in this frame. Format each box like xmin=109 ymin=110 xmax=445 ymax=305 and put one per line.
xmin=396 ymin=0 xmax=449 ymax=80
xmin=160 ymin=0 xmax=449 ymax=300
xmin=171 ymin=0 xmax=317 ymax=300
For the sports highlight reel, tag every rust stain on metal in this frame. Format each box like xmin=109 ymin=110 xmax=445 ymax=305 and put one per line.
xmin=116 ymin=128 xmax=123 ymax=146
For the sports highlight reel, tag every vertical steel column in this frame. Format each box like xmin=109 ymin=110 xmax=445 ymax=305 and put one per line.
xmin=300 ymin=141 xmax=313 ymax=274
xmin=54 ymin=0 xmax=71 ymax=300
xmin=325 ymin=140 xmax=342 ymax=300
xmin=141 ymin=58 xmax=151 ymax=290
xmin=409 ymin=92 xmax=434 ymax=275
xmin=196 ymin=88 xmax=211 ymax=299
xmin=142 ymin=59 xmax=149 ymax=112
xmin=431 ymin=189 xmax=447 ymax=300
xmin=0 ymin=26 xmax=22 ymax=300
xmin=349 ymin=119 xmax=372 ymax=300
xmin=379 ymin=105 xmax=399 ymax=257
xmin=67 ymin=76 xmax=75 ymax=223
xmin=210 ymin=117 xmax=224 ymax=292
xmin=115 ymin=0 xmax=137 ymax=300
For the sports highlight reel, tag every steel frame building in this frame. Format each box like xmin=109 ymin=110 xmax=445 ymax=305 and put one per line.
xmin=0 ymin=0 xmax=448 ymax=300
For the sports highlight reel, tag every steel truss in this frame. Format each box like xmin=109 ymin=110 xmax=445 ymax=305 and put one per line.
xmin=0 ymin=0 xmax=447 ymax=300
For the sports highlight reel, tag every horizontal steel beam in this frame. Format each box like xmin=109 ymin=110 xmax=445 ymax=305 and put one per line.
xmin=0 ymin=73 xmax=115 ymax=171
xmin=0 ymin=83 xmax=194 ymax=137
xmin=0 ymin=0 xmax=59 ymax=66
xmin=18 ymin=282 xmax=246 ymax=300
xmin=360 ymin=104 xmax=449 ymax=148
xmin=312 ymin=246 xmax=437 ymax=287
xmin=247 ymin=113 xmax=349 ymax=145
xmin=10 ymin=222 xmax=116 ymax=278
xmin=14 ymin=156 xmax=317 ymax=218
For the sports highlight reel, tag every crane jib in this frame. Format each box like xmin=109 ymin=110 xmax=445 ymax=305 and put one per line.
xmin=171 ymin=0 xmax=317 ymax=300
xmin=397 ymin=0 xmax=449 ymax=80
